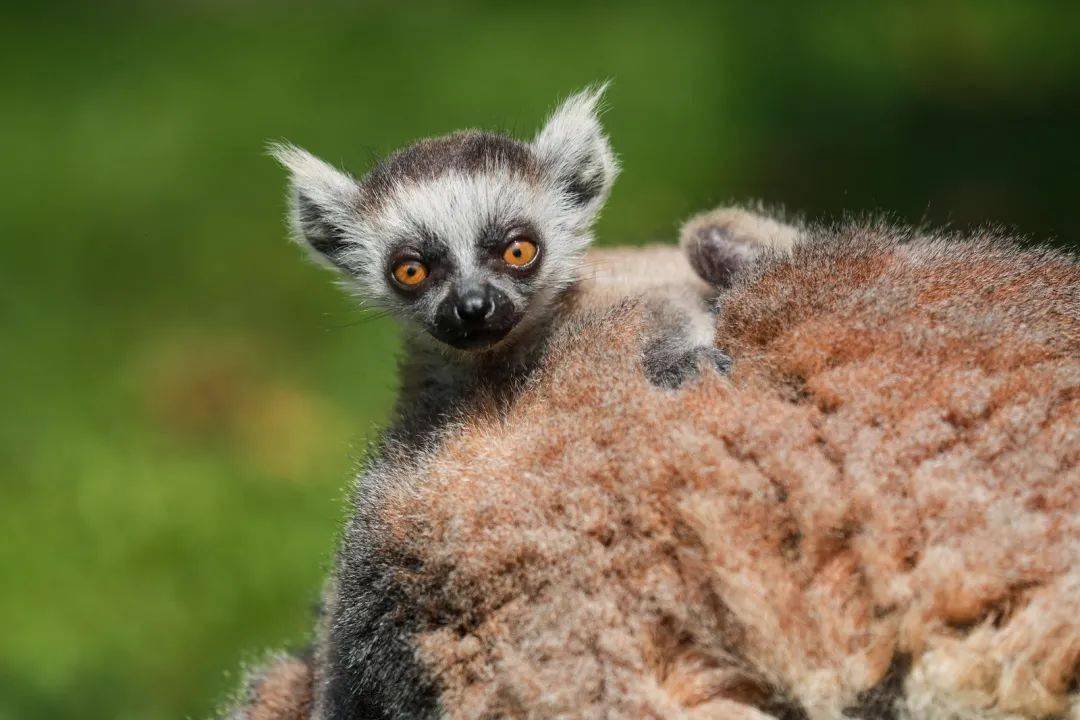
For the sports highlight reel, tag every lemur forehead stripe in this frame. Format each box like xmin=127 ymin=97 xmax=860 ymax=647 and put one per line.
xmin=358 ymin=131 xmax=541 ymax=213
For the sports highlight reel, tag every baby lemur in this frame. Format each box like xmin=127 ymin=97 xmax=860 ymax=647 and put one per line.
xmin=266 ymin=89 xmax=803 ymax=720
xmin=273 ymin=87 xmax=793 ymax=444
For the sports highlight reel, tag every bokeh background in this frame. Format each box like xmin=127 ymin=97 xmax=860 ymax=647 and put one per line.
xmin=2 ymin=2 xmax=1077 ymax=718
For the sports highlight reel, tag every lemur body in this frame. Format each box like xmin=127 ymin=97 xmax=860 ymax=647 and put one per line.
xmin=273 ymin=88 xmax=778 ymax=444
xmin=229 ymin=217 xmax=1080 ymax=720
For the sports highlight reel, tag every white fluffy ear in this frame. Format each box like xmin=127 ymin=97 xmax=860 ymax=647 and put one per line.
xmin=532 ymin=85 xmax=619 ymax=226
xmin=269 ymin=142 xmax=361 ymax=271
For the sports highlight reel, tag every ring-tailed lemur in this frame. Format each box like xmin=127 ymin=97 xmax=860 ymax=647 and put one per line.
xmin=272 ymin=87 xmax=769 ymax=443
xmin=268 ymin=80 xmax=806 ymax=716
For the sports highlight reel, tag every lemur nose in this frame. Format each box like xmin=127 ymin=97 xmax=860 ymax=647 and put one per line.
xmin=455 ymin=291 xmax=494 ymax=324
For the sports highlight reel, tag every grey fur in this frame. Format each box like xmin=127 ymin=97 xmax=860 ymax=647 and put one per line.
xmin=317 ymin=456 xmax=443 ymax=720
xmin=643 ymin=342 xmax=732 ymax=389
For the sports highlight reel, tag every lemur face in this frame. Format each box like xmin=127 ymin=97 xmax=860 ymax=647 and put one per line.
xmin=273 ymin=86 xmax=618 ymax=351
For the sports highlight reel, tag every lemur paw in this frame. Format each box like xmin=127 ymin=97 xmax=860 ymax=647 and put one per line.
xmin=644 ymin=344 xmax=733 ymax=389
xmin=679 ymin=206 xmax=799 ymax=287
xmin=700 ymin=346 xmax=734 ymax=375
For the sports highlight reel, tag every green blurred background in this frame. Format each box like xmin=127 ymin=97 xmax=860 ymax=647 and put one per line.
xmin=1 ymin=2 xmax=1077 ymax=718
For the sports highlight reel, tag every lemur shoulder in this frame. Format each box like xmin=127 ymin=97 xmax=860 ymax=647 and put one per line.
xmin=272 ymin=87 xmax=797 ymax=445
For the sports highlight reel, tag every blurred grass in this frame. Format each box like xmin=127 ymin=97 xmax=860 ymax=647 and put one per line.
xmin=0 ymin=2 xmax=1077 ymax=718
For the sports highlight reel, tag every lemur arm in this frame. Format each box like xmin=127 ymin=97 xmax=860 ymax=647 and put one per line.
xmin=643 ymin=207 xmax=800 ymax=389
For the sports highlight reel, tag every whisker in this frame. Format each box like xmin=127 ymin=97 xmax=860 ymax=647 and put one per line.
xmin=323 ymin=309 xmax=393 ymax=330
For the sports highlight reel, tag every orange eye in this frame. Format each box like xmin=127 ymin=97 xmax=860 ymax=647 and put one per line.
xmin=503 ymin=239 xmax=538 ymax=268
xmin=392 ymin=260 xmax=428 ymax=287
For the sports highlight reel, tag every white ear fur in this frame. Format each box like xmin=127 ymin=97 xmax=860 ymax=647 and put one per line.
xmin=269 ymin=142 xmax=360 ymax=270
xmin=531 ymin=84 xmax=619 ymax=227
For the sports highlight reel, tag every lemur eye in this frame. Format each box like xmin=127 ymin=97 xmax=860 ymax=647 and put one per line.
xmin=502 ymin=238 xmax=538 ymax=268
xmin=392 ymin=260 xmax=428 ymax=288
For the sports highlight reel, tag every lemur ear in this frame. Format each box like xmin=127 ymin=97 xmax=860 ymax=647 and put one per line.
xmin=270 ymin=143 xmax=361 ymax=272
xmin=531 ymin=85 xmax=619 ymax=226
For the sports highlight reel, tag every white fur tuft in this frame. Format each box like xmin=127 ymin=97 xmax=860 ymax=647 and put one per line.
xmin=531 ymin=84 xmax=619 ymax=232
xmin=268 ymin=142 xmax=361 ymax=270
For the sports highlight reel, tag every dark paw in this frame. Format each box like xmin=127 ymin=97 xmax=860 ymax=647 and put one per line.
xmin=644 ymin=345 xmax=733 ymax=389
xmin=701 ymin=346 xmax=733 ymax=375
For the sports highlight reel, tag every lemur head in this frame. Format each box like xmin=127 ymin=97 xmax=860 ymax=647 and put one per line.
xmin=272 ymin=86 xmax=618 ymax=351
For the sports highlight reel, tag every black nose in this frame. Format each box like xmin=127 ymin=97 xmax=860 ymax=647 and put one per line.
xmin=454 ymin=291 xmax=494 ymax=324
xmin=433 ymin=284 xmax=517 ymax=349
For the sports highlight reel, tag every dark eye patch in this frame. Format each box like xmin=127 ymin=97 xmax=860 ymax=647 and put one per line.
xmin=476 ymin=217 xmax=540 ymax=251
xmin=386 ymin=225 xmax=453 ymax=296
xmin=390 ymin=224 xmax=448 ymax=262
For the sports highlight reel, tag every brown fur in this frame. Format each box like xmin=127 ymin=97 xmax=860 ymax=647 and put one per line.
xmin=226 ymin=222 xmax=1078 ymax=719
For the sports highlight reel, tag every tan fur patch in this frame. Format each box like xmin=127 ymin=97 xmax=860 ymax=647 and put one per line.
xmin=227 ymin=654 xmax=314 ymax=720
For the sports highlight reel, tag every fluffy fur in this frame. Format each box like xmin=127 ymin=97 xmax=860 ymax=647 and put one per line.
xmin=226 ymin=222 xmax=1078 ymax=720
xmin=227 ymin=654 xmax=314 ymax=720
